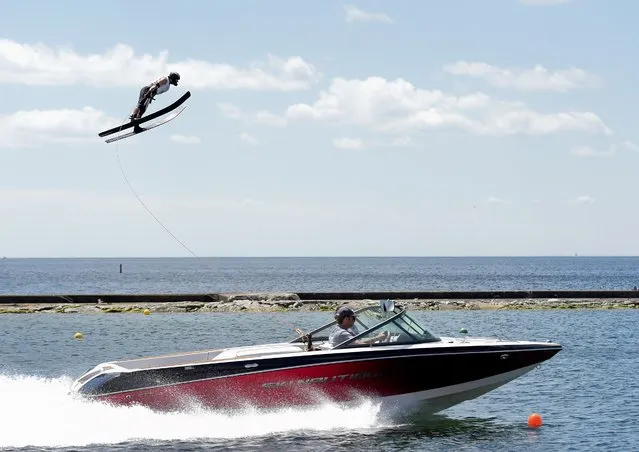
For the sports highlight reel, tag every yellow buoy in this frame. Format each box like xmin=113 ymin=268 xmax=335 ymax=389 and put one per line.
xmin=143 ymin=308 xmax=151 ymax=315
xmin=73 ymin=332 xmax=84 ymax=340
xmin=527 ymin=413 xmax=543 ymax=428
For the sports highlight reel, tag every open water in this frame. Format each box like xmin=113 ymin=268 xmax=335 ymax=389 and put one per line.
xmin=0 ymin=309 xmax=637 ymax=451
xmin=0 ymin=257 xmax=637 ymax=450
xmin=1 ymin=256 xmax=639 ymax=294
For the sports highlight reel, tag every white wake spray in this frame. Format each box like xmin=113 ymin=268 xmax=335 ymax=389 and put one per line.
xmin=0 ymin=373 xmax=388 ymax=449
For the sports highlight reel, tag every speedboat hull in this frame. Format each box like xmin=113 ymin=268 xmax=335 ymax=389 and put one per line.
xmin=72 ymin=339 xmax=561 ymax=413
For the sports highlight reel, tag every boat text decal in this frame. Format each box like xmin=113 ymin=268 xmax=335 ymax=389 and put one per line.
xmin=262 ymin=371 xmax=384 ymax=388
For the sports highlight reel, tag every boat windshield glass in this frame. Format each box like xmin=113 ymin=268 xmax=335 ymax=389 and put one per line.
xmin=295 ymin=304 xmax=440 ymax=348
xmin=338 ymin=309 xmax=440 ymax=348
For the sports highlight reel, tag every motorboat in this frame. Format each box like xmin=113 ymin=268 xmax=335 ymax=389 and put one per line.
xmin=70 ymin=300 xmax=561 ymax=414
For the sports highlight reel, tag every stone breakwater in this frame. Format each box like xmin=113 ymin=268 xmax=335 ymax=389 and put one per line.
xmin=0 ymin=292 xmax=638 ymax=314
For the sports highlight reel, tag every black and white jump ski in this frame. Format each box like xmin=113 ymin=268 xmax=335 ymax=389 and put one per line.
xmin=98 ymin=91 xmax=191 ymax=143
xmin=104 ymin=105 xmax=188 ymax=144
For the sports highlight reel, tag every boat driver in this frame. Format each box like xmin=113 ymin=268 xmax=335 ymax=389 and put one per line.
xmin=328 ymin=305 xmax=388 ymax=347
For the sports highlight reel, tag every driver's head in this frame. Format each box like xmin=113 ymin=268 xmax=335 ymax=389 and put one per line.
xmin=335 ymin=305 xmax=356 ymax=326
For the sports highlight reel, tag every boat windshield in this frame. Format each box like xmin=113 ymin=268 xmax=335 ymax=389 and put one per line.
xmin=292 ymin=303 xmax=440 ymax=348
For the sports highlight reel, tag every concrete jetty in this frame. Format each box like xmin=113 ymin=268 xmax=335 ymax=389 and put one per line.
xmin=0 ymin=290 xmax=638 ymax=314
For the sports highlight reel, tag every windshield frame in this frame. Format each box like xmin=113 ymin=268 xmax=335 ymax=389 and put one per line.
xmin=289 ymin=303 xmax=441 ymax=348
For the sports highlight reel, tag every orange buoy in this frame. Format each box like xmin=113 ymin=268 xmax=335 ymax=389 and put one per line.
xmin=527 ymin=413 xmax=543 ymax=428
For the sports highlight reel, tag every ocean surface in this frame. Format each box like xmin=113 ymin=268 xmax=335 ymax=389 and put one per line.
xmin=0 ymin=309 xmax=637 ymax=451
xmin=0 ymin=257 xmax=638 ymax=450
xmin=2 ymin=256 xmax=639 ymax=294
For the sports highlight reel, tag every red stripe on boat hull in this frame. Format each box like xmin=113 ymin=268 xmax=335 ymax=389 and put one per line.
xmin=93 ymin=360 xmax=397 ymax=410
xmin=87 ymin=348 xmax=558 ymax=411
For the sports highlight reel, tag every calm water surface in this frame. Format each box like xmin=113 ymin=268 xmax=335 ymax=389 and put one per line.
xmin=0 ymin=309 xmax=637 ymax=451
xmin=2 ymin=256 xmax=639 ymax=294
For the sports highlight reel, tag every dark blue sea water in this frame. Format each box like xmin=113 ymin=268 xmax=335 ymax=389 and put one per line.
xmin=2 ymin=256 xmax=639 ymax=294
xmin=1 ymin=257 xmax=638 ymax=450
xmin=0 ymin=309 xmax=637 ymax=451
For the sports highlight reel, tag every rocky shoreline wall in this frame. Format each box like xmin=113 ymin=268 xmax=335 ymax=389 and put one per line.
xmin=0 ymin=291 xmax=638 ymax=314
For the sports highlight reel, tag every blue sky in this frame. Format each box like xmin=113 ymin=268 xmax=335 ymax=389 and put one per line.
xmin=1 ymin=0 xmax=638 ymax=257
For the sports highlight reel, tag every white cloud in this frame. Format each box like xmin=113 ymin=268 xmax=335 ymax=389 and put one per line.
xmin=333 ymin=137 xmax=365 ymax=149
xmin=217 ymin=103 xmax=243 ymax=119
xmin=443 ymin=61 xmax=599 ymax=91
xmin=285 ymin=76 xmax=612 ymax=136
xmin=286 ymin=77 xmax=480 ymax=124
xmin=217 ymin=103 xmax=288 ymax=127
xmin=571 ymin=140 xmax=639 ymax=157
xmin=0 ymin=40 xmax=319 ymax=91
xmin=574 ymin=195 xmax=595 ymax=204
xmin=332 ymin=135 xmax=412 ymax=150
xmin=239 ymin=132 xmax=259 ymax=146
xmin=622 ymin=140 xmax=639 ymax=152
xmin=254 ymin=110 xmax=288 ymax=127
xmin=344 ymin=4 xmax=394 ymax=24
xmin=0 ymin=107 xmax=118 ymax=148
xmin=570 ymin=145 xmax=616 ymax=158
xmin=479 ymin=110 xmax=611 ymax=136
xmin=170 ymin=134 xmax=201 ymax=145
xmin=389 ymin=136 xmax=412 ymax=147
xmin=520 ymin=0 xmax=572 ymax=5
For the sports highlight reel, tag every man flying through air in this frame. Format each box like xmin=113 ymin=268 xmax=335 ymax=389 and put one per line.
xmin=98 ymin=71 xmax=190 ymax=143
xmin=130 ymin=72 xmax=181 ymax=121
